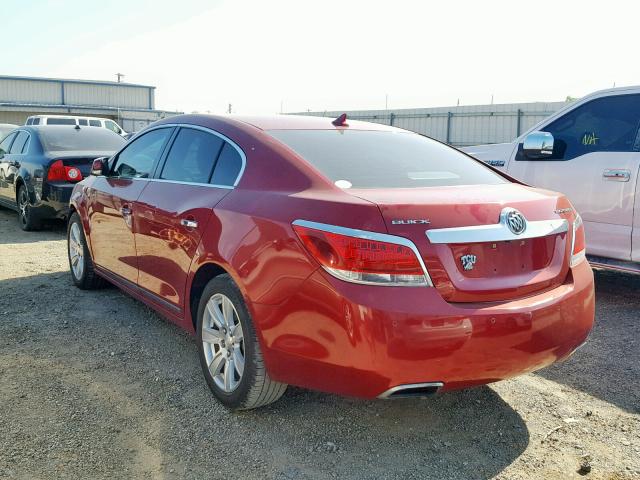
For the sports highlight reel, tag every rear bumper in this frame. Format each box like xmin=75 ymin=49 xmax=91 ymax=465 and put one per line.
xmin=252 ymin=260 xmax=595 ymax=399
xmin=32 ymin=182 xmax=73 ymax=220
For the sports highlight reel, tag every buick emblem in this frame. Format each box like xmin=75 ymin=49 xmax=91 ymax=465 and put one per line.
xmin=503 ymin=208 xmax=527 ymax=235
xmin=460 ymin=254 xmax=477 ymax=271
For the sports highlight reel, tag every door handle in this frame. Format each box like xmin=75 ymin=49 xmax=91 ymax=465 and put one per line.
xmin=603 ymin=169 xmax=630 ymax=182
xmin=180 ymin=218 xmax=198 ymax=229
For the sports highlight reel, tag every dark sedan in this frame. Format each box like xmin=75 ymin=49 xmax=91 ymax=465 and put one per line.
xmin=0 ymin=125 xmax=125 ymax=230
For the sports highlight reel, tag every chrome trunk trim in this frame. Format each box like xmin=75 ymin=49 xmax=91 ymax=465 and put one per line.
xmin=426 ymin=216 xmax=568 ymax=244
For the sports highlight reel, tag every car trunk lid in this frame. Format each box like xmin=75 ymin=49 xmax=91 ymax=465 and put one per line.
xmin=348 ymin=183 xmax=574 ymax=303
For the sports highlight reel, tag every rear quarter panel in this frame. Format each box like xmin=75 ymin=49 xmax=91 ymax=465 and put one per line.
xmin=185 ymin=188 xmax=387 ymax=332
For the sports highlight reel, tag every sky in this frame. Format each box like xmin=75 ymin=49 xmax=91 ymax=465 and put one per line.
xmin=4 ymin=0 xmax=640 ymax=114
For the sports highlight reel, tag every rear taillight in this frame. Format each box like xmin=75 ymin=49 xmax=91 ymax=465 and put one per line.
xmin=47 ymin=160 xmax=83 ymax=183
xmin=292 ymin=220 xmax=431 ymax=286
xmin=570 ymin=214 xmax=586 ymax=267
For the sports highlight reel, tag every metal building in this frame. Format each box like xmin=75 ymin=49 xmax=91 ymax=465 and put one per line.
xmin=294 ymin=101 xmax=569 ymax=146
xmin=0 ymin=75 xmax=181 ymax=132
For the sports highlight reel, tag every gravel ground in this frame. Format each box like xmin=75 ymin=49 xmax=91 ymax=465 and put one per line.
xmin=0 ymin=207 xmax=638 ymax=480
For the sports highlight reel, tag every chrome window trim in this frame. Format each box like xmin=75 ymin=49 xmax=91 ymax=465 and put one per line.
xmin=426 ymin=218 xmax=568 ymax=244
xmin=101 ymin=176 xmax=234 ymax=190
xmin=128 ymin=123 xmax=246 ymax=188
xmin=292 ymin=219 xmax=433 ymax=287
xmin=378 ymin=382 xmax=444 ymax=399
xmin=146 ymin=178 xmax=234 ymax=190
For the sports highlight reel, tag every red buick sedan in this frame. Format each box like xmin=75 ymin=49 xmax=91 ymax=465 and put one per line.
xmin=67 ymin=114 xmax=594 ymax=410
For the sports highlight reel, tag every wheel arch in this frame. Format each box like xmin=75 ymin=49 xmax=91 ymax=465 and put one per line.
xmin=14 ymin=176 xmax=26 ymax=204
xmin=188 ymin=262 xmax=231 ymax=332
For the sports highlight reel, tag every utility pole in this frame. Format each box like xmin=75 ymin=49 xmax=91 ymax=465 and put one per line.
xmin=385 ymin=93 xmax=388 ymax=110
xmin=227 ymin=103 xmax=232 ymax=114
xmin=116 ymin=73 xmax=125 ymax=83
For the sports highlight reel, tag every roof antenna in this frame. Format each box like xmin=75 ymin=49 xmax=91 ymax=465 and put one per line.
xmin=75 ymin=124 xmax=81 ymax=130
xmin=332 ymin=113 xmax=348 ymax=127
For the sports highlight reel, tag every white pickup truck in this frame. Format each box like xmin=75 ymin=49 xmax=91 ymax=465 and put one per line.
xmin=462 ymin=86 xmax=640 ymax=273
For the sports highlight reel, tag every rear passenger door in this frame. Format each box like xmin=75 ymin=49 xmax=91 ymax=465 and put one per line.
xmin=507 ymin=94 xmax=640 ymax=261
xmin=134 ymin=126 xmax=244 ymax=312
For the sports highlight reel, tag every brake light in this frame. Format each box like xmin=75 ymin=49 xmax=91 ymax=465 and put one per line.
xmin=47 ymin=160 xmax=83 ymax=183
xmin=292 ymin=221 xmax=430 ymax=286
xmin=570 ymin=214 xmax=586 ymax=267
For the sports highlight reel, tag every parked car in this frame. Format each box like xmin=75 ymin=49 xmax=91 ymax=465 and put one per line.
xmin=462 ymin=86 xmax=640 ymax=274
xmin=0 ymin=123 xmax=18 ymax=140
xmin=67 ymin=114 xmax=594 ymax=410
xmin=0 ymin=125 xmax=125 ymax=230
xmin=25 ymin=115 xmax=127 ymax=136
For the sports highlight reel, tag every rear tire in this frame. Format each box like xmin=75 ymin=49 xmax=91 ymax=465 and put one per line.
xmin=197 ymin=274 xmax=287 ymax=410
xmin=67 ymin=212 xmax=106 ymax=290
xmin=17 ymin=185 xmax=41 ymax=231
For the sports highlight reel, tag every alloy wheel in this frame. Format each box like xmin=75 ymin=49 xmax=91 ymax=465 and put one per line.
xmin=18 ymin=188 xmax=29 ymax=227
xmin=202 ymin=293 xmax=245 ymax=393
xmin=68 ymin=222 xmax=85 ymax=280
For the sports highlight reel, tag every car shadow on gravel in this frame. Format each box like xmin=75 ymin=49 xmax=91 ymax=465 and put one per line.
xmin=242 ymin=386 xmax=530 ymax=479
xmin=0 ymin=271 xmax=530 ymax=480
xmin=0 ymin=208 xmax=66 ymax=244
xmin=535 ymin=269 xmax=640 ymax=414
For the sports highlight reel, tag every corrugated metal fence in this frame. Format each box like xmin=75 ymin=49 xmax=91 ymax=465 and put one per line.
xmin=294 ymin=101 xmax=569 ymax=146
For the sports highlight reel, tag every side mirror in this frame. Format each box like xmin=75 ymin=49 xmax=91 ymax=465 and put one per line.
xmin=523 ymin=131 xmax=554 ymax=159
xmin=91 ymin=157 xmax=107 ymax=176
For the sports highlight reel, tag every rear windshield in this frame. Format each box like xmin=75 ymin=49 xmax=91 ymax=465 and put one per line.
xmin=39 ymin=127 xmax=126 ymax=152
xmin=268 ymin=130 xmax=507 ymax=189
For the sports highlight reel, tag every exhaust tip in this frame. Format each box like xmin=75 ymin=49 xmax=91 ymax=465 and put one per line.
xmin=378 ymin=382 xmax=444 ymax=399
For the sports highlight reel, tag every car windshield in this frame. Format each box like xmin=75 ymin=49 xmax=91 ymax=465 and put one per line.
xmin=39 ymin=127 xmax=126 ymax=152
xmin=267 ymin=129 xmax=507 ymax=189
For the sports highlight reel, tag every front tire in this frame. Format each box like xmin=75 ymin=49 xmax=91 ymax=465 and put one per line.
xmin=17 ymin=185 xmax=41 ymax=231
xmin=67 ymin=212 xmax=106 ymax=289
xmin=197 ymin=274 xmax=287 ymax=410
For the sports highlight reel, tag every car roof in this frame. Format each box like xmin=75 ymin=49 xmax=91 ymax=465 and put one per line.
xmin=28 ymin=115 xmax=106 ymax=120
xmin=21 ymin=125 xmax=119 ymax=135
xmin=220 ymin=114 xmax=402 ymax=132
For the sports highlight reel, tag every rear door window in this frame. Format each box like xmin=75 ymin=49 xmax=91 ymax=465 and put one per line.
xmin=210 ymin=143 xmax=243 ymax=186
xmin=112 ymin=128 xmax=173 ymax=178
xmin=268 ymin=130 xmax=506 ymax=189
xmin=9 ymin=132 xmax=29 ymax=154
xmin=160 ymin=128 xmax=224 ymax=183
xmin=78 ymin=119 xmax=88 ymax=126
